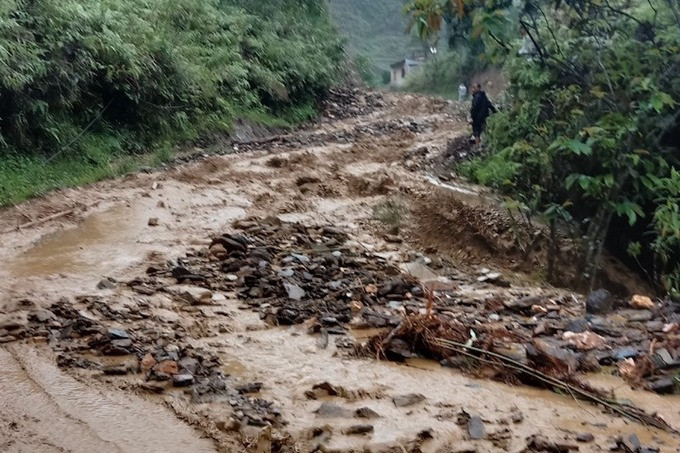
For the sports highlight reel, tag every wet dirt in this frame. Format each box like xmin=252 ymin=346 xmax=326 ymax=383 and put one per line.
xmin=0 ymin=344 xmax=215 ymax=453
xmin=0 ymin=90 xmax=678 ymax=452
xmin=7 ymin=203 xmax=151 ymax=277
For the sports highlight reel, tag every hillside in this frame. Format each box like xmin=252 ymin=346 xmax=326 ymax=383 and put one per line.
xmin=328 ymin=0 xmax=422 ymax=76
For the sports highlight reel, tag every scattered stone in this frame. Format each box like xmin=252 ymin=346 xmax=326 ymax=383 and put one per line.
xmin=576 ymin=432 xmax=595 ymax=443
xmin=392 ymin=393 xmax=426 ymax=408
xmin=510 ymin=410 xmax=524 ymax=424
xmin=586 ymin=289 xmax=614 ymax=314
xmin=314 ymin=402 xmax=353 ymax=418
xmin=140 ymin=353 xmax=156 ymax=372
xmin=384 ymin=234 xmax=402 ymax=243
xmin=618 ymin=433 xmax=641 ymax=453
xmin=97 ymin=278 xmax=117 ymax=290
xmin=613 ymin=346 xmax=639 ymax=361
xmin=283 ymin=283 xmax=305 ymax=301
xmin=103 ymin=365 xmax=130 ymax=376
xmin=148 ymin=217 xmax=159 ymax=226
xmin=154 ymin=360 xmax=179 ymax=375
xmin=565 ymin=319 xmax=589 ymax=333
xmin=343 ymin=424 xmax=374 ymax=435
xmin=236 ymin=382 xmax=263 ymax=394
xmin=562 ymin=331 xmax=606 ymax=351
xmin=355 ymin=407 xmax=381 ymax=419
xmin=172 ymin=373 xmax=195 ymax=387
xmin=108 ymin=327 xmax=130 ymax=339
xmin=647 ymin=377 xmax=677 ymax=394
xmin=178 ymin=357 xmax=200 ymax=374
xmin=467 ymin=416 xmax=485 ymax=440
xmin=526 ymin=435 xmax=578 ymax=452
xmin=630 ymin=295 xmax=654 ymax=310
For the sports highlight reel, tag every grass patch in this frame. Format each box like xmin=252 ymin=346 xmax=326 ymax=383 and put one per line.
xmin=373 ymin=196 xmax=409 ymax=232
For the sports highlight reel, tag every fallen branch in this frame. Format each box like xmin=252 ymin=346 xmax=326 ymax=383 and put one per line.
xmin=433 ymin=337 xmax=678 ymax=434
xmin=1 ymin=208 xmax=77 ymax=234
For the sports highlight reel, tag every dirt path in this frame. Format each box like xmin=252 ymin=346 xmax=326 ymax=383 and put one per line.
xmin=1 ymin=91 xmax=678 ymax=452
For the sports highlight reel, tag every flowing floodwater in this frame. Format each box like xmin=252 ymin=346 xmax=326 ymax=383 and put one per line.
xmin=0 ymin=345 xmax=216 ymax=453
xmin=6 ymin=203 xmax=152 ymax=278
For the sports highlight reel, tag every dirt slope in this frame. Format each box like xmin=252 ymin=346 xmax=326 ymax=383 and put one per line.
xmin=0 ymin=91 xmax=678 ymax=453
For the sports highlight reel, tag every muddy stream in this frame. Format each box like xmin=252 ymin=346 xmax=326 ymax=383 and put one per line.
xmin=1 ymin=91 xmax=678 ymax=452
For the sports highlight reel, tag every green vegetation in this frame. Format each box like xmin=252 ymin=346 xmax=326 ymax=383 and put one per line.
xmin=407 ymin=0 xmax=680 ymax=295
xmin=0 ymin=0 xmax=342 ymax=205
xmin=328 ymin=0 xmax=422 ymax=82
xmin=373 ymin=196 xmax=409 ymax=231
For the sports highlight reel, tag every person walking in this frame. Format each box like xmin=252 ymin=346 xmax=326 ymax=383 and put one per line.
xmin=458 ymin=83 xmax=467 ymax=101
xmin=469 ymin=83 xmax=496 ymax=146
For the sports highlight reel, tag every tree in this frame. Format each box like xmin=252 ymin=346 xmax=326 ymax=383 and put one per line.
xmin=407 ymin=0 xmax=680 ymax=295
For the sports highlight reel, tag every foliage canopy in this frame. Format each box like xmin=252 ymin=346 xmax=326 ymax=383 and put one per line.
xmin=406 ymin=0 xmax=680 ymax=295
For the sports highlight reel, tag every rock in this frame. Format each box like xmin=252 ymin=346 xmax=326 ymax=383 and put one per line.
xmin=576 ymin=432 xmax=595 ymax=443
xmin=278 ymin=268 xmax=295 ymax=278
xmin=647 ymin=377 xmax=677 ymax=394
xmin=111 ymin=338 xmax=133 ymax=349
xmin=102 ymin=343 xmax=132 ymax=356
xmin=384 ymin=234 xmax=402 ymax=243
xmin=154 ymin=360 xmax=179 ymax=375
xmin=565 ymin=318 xmax=589 ymax=333
xmin=527 ymin=435 xmax=578 ymax=452
xmin=392 ymin=393 xmax=426 ymax=407
xmin=179 ymin=357 xmax=200 ymax=374
xmin=492 ymin=343 xmax=528 ymax=365
xmin=562 ymin=331 xmax=606 ymax=351
xmin=148 ymin=217 xmax=159 ymax=226
xmin=33 ymin=310 xmax=57 ymax=323
xmin=103 ymin=365 xmax=130 ymax=376
xmin=97 ymin=278 xmax=117 ymax=290
xmin=355 ymin=407 xmax=381 ymax=419
xmin=174 ymin=286 xmax=213 ymax=304
xmin=530 ymin=339 xmax=580 ymax=371
xmin=510 ymin=410 xmax=524 ymax=424
xmin=284 ymin=283 xmax=305 ymax=301
xmin=314 ymin=402 xmax=353 ymax=418
xmin=467 ymin=416 xmax=485 ymax=440
xmin=651 ymin=348 xmax=676 ymax=369
xmin=171 ymin=267 xmax=206 ymax=282
xmin=618 ymin=433 xmax=641 ymax=453
xmin=619 ymin=309 xmax=654 ymax=322
xmin=236 ymin=382 xmax=262 ymax=394
xmin=140 ymin=353 xmax=156 ymax=372
xmin=630 ymin=294 xmax=654 ymax=310
xmin=172 ymin=373 xmax=195 ymax=387
xmin=586 ymin=289 xmax=614 ymax=314
xmin=343 ymin=424 xmax=374 ymax=435
xmin=613 ymin=346 xmax=639 ymax=361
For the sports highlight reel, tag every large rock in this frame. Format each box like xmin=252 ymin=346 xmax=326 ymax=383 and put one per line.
xmin=586 ymin=289 xmax=614 ymax=314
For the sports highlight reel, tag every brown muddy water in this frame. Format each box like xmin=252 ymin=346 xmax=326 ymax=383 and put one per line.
xmin=0 ymin=345 xmax=215 ymax=453
xmin=6 ymin=204 xmax=152 ymax=278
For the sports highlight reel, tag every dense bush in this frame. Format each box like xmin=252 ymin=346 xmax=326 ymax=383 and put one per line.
xmin=0 ymin=0 xmax=342 ymax=204
xmin=457 ymin=1 xmax=680 ymax=295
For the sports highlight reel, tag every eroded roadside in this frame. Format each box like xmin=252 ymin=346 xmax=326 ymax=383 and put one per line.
xmin=1 ymin=91 xmax=679 ymax=453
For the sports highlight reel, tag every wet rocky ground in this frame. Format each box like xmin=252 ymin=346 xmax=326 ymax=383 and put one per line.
xmin=1 ymin=89 xmax=679 ymax=453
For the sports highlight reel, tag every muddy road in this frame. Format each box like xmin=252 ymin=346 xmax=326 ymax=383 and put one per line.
xmin=1 ymin=90 xmax=679 ymax=452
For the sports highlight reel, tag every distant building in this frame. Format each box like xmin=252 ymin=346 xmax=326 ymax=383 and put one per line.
xmin=389 ymin=58 xmax=423 ymax=87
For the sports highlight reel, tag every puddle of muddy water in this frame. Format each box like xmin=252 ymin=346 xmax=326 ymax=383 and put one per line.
xmin=6 ymin=204 xmax=153 ymax=278
xmin=0 ymin=345 xmax=215 ymax=453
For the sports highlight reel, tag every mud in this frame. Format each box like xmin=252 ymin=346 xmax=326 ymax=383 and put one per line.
xmin=0 ymin=90 xmax=678 ymax=452
xmin=0 ymin=345 xmax=215 ymax=453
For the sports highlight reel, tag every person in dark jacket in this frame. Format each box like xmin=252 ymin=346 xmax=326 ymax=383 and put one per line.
xmin=470 ymin=83 xmax=496 ymax=145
